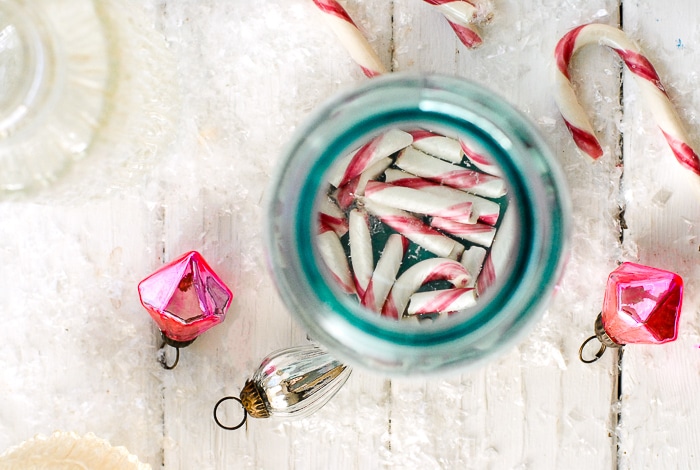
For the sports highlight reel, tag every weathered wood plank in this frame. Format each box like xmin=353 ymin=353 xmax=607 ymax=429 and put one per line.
xmin=619 ymin=2 xmax=700 ymax=468
xmin=389 ymin=1 xmax=621 ymax=468
xmin=157 ymin=1 xmax=393 ymax=468
xmin=0 ymin=199 xmax=164 ymax=467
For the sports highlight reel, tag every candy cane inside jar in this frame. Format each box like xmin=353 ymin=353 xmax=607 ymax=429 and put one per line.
xmin=267 ymin=75 xmax=570 ymax=375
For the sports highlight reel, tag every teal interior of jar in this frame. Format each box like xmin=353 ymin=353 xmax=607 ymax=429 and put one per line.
xmin=268 ymin=74 xmax=569 ymax=374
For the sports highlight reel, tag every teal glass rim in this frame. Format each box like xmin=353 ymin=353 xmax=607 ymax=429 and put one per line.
xmin=266 ymin=74 xmax=570 ymax=375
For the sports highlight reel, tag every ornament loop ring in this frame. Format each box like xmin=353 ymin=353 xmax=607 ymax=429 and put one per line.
xmin=159 ymin=343 xmax=180 ymax=370
xmin=579 ymin=335 xmax=606 ymax=363
xmin=213 ymin=396 xmax=248 ymax=431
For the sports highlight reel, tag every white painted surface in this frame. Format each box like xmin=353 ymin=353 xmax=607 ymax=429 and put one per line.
xmin=1 ymin=1 xmax=698 ymax=469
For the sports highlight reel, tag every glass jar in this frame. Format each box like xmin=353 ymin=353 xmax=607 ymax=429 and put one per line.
xmin=266 ymin=74 xmax=570 ymax=375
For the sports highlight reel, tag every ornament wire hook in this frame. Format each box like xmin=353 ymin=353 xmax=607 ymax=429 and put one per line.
xmin=159 ymin=343 xmax=180 ymax=370
xmin=213 ymin=396 xmax=248 ymax=431
xmin=579 ymin=335 xmax=607 ymax=363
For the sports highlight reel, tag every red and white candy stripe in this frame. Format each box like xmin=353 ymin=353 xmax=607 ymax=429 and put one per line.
xmin=317 ymin=226 xmax=356 ymax=295
xmin=430 ymin=216 xmax=496 ymax=247
xmin=476 ymin=207 xmax=515 ymax=296
xmin=407 ymin=287 xmax=477 ymax=315
xmin=460 ymin=139 xmax=502 ymax=177
xmin=384 ymin=168 xmax=501 ymax=225
xmin=409 ymin=130 xmax=463 ymax=164
xmin=337 ymin=129 xmax=413 ymax=188
xmin=554 ymin=23 xmax=700 ymax=176
xmin=460 ymin=246 xmax=487 ymax=288
xmin=349 ymin=209 xmax=374 ymax=298
xmin=361 ymin=234 xmax=409 ymax=313
xmin=318 ymin=196 xmax=349 ymax=237
xmin=364 ymin=181 xmax=474 ymax=224
xmin=396 ymin=146 xmax=507 ymax=198
xmin=422 ymin=0 xmax=483 ymax=49
xmin=362 ymin=199 xmax=465 ymax=260
xmin=382 ymin=258 xmax=471 ymax=319
xmin=334 ymin=157 xmax=392 ymax=210
xmin=312 ymin=0 xmax=387 ymax=78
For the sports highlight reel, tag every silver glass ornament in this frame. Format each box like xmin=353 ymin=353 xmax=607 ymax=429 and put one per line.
xmin=214 ymin=344 xmax=351 ymax=430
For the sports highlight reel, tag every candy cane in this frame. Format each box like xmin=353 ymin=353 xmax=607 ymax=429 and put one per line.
xmin=476 ymin=207 xmax=515 ymax=296
xmin=362 ymin=199 xmax=465 ymax=260
xmin=318 ymin=196 xmax=349 ymax=237
xmin=382 ymin=258 xmax=471 ymax=319
xmin=430 ymin=216 xmax=496 ymax=247
xmin=460 ymin=139 xmax=503 ymax=177
xmin=407 ymin=287 xmax=477 ymax=315
xmin=334 ymin=157 xmax=392 ymax=210
xmin=317 ymin=226 xmax=356 ymax=295
xmin=361 ymin=234 xmax=409 ymax=313
xmin=364 ymin=181 xmax=474 ymax=224
xmin=312 ymin=0 xmax=387 ymax=78
xmin=396 ymin=146 xmax=507 ymax=198
xmin=338 ymin=129 xmax=413 ymax=188
xmin=554 ymin=23 xmax=700 ymax=176
xmin=460 ymin=246 xmax=487 ymax=287
xmin=349 ymin=209 xmax=374 ymax=298
xmin=422 ymin=0 xmax=483 ymax=49
xmin=384 ymin=168 xmax=501 ymax=225
xmin=409 ymin=130 xmax=463 ymax=164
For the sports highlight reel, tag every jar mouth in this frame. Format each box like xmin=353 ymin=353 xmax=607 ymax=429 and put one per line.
xmin=267 ymin=74 xmax=570 ymax=375
xmin=0 ymin=0 xmax=55 ymax=139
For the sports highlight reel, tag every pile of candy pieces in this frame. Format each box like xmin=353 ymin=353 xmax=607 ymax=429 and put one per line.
xmin=317 ymin=128 xmax=512 ymax=321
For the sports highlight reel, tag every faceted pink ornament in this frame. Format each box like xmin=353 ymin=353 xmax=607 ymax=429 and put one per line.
xmin=601 ymin=262 xmax=683 ymax=345
xmin=138 ymin=251 xmax=233 ymax=345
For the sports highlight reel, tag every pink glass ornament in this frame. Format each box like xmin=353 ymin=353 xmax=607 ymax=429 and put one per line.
xmin=579 ymin=262 xmax=683 ymax=363
xmin=602 ymin=262 xmax=683 ymax=344
xmin=138 ymin=251 xmax=233 ymax=346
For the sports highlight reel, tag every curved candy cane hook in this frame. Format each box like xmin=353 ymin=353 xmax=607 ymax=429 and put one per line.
xmin=421 ymin=0 xmax=484 ymax=49
xmin=553 ymin=23 xmax=700 ymax=177
xmin=312 ymin=0 xmax=487 ymax=78
xmin=311 ymin=0 xmax=387 ymax=78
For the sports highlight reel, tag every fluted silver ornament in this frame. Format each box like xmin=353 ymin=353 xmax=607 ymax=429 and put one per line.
xmin=214 ymin=344 xmax=351 ymax=429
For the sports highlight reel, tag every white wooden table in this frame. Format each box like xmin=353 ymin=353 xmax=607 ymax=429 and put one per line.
xmin=2 ymin=0 xmax=699 ymax=468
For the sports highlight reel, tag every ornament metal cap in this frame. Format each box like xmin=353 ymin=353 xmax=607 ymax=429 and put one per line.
xmin=579 ymin=313 xmax=621 ymax=364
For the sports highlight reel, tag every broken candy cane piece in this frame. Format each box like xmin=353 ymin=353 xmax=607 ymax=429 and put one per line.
xmin=406 ymin=287 xmax=477 ymax=315
xmin=382 ymin=258 xmax=471 ymax=319
xmin=317 ymin=225 xmax=356 ymax=295
xmin=318 ymin=196 xmax=349 ymax=237
xmin=409 ymin=129 xmax=504 ymax=177
xmin=384 ymin=168 xmax=501 ymax=225
xmin=430 ymin=216 xmax=497 ymax=247
xmin=476 ymin=208 xmax=515 ymax=296
xmin=362 ymin=199 xmax=465 ymax=260
xmin=460 ymin=246 xmax=487 ymax=288
xmin=312 ymin=0 xmax=387 ymax=78
xmin=364 ymin=181 xmax=474 ymax=225
xmin=460 ymin=139 xmax=503 ymax=177
xmin=422 ymin=0 xmax=483 ymax=49
xmin=334 ymin=129 xmax=413 ymax=188
xmin=334 ymin=157 xmax=392 ymax=210
xmin=396 ymin=146 xmax=507 ymax=198
xmin=409 ymin=130 xmax=463 ymax=164
xmin=349 ymin=209 xmax=374 ymax=299
xmin=325 ymin=129 xmax=411 ymax=188
xmin=554 ymin=23 xmax=700 ymax=176
xmin=361 ymin=234 xmax=410 ymax=313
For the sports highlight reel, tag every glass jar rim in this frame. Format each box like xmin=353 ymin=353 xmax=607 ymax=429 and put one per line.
xmin=267 ymin=73 xmax=570 ymax=375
